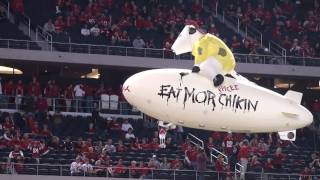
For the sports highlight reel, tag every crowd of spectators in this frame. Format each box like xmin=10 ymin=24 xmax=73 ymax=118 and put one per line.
xmin=221 ymin=0 xmax=320 ymax=58
xmin=0 ymin=76 xmax=124 ymax=113
xmin=0 ymin=79 xmax=319 ymax=178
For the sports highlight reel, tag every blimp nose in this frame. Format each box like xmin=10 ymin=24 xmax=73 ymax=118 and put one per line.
xmin=122 ymin=72 xmax=144 ymax=107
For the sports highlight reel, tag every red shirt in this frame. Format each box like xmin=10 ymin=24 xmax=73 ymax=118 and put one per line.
xmin=171 ymin=159 xmax=181 ymax=169
xmin=16 ymin=84 xmax=24 ymax=95
xmin=223 ymin=137 xmax=233 ymax=155
xmin=55 ymin=19 xmax=65 ymax=33
xmin=116 ymin=144 xmax=127 ymax=152
xmin=65 ymin=87 xmax=74 ymax=99
xmin=28 ymin=82 xmax=41 ymax=96
xmin=36 ymin=98 xmax=48 ymax=112
xmin=273 ymin=153 xmax=286 ymax=166
xmin=4 ymin=82 xmax=15 ymax=95
xmin=215 ymin=160 xmax=224 ymax=172
xmin=114 ymin=164 xmax=126 ymax=174
xmin=140 ymin=142 xmax=150 ymax=150
xmin=239 ymin=146 xmax=249 ymax=159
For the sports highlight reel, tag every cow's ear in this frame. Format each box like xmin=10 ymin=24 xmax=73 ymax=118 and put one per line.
xmin=189 ymin=27 xmax=196 ymax=35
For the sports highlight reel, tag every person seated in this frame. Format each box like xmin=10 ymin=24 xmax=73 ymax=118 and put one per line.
xmin=170 ymin=157 xmax=183 ymax=170
xmin=125 ymin=128 xmax=135 ymax=141
xmin=103 ymin=139 xmax=116 ymax=154
xmin=130 ymin=138 xmax=142 ymax=151
xmin=116 ymin=140 xmax=127 ymax=153
xmin=113 ymin=159 xmax=126 ymax=177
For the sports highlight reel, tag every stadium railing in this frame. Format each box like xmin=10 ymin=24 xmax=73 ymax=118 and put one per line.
xmin=1 ymin=163 xmax=319 ymax=179
xmin=0 ymin=38 xmax=320 ymax=67
xmin=0 ymin=95 xmax=141 ymax=116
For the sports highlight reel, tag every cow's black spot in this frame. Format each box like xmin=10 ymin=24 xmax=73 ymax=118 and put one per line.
xmin=218 ymin=48 xmax=227 ymax=57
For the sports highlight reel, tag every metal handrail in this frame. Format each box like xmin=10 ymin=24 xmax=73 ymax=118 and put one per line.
xmin=187 ymin=133 xmax=204 ymax=149
xmin=0 ymin=38 xmax=320 ymax=66
xmin=0 ymin=95 xmax=140 ymax=117
xmin=1 ymin=162 xmax=319 ymax=178
xmin=210 ymin=147 xmax=228 ymax=164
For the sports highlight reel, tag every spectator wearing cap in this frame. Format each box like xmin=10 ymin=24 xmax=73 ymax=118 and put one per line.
xmin=148 ymin=155 xmax=160 ymax=169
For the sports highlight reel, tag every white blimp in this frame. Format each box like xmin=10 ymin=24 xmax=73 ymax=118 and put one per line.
xmin=122 ymin=24 xmax=313 ymax=141
xmin=123 ymin=69 xmax=313 ymax=141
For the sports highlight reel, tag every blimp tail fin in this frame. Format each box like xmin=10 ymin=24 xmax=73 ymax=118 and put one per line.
xmin=278 ymin=130 xmax=296 ymax=141
xmin=284 ymin=90 xmax=303 ymax=104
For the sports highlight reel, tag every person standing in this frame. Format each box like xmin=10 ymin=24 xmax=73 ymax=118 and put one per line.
xmin=74 ymin=83 xmax=85 ymax=112
xmin=196 ymin=148 xmax=207 ymax=180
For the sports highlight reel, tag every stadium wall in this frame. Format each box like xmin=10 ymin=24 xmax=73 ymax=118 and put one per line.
xmin=1 ymin=48 xmax=320 ymax=77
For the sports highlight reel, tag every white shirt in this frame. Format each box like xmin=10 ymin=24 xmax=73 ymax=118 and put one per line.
xmin=125 ymin=132 xmax=135 ymax=140
xmin=81 ymin=28 xmax=90 ymax=36
xmin=81 ymin=163 xmax=93 ymax=172
xmin=121 ymin=123 xmax=133 ymax=132
xmin=90 ymin=27 xmax=100 ymax=36
xmin=70 ymin=161 xmax=82 ymax=174
xmin=74 ymin=85 xmax=85 ymax=97
xmin=103 ymin=144 xmax=116 ymax=153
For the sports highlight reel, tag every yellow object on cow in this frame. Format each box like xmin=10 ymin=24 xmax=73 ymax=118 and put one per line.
xmin=191 ymin=33 xmax=236 ymax=73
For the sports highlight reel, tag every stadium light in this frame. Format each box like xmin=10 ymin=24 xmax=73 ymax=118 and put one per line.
xmin=0 ymin=66 xmax=23 ymax=74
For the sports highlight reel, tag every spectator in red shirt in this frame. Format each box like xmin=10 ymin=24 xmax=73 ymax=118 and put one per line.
xmin=214 ymin=155 xmax=225 ymax=172
xmin=128 ymin=160 xmax=139 ymax=178
xmin=249 ymin=155 xmax=262 ymax=172
xmin=149 ymin=137 xmax=160 ymax=151
xmin=20 ymin=133 xmax=31 ymax=150
xmin=231 ymin=35 xmax=241 ymax=52
xmin=28 ymin=77 xmax=41 ymax=96
xmin=2 ymin=116 xmax=14 ymax=131
xmin=36 ymin=94 xmax=48 ymax=113
xmin=28 ymin=140 xmax=49 ymax=164
xmin=85 ymin=146 xmax=97 ymax=164
xmin=54 ymin=16 xmax=65 ymax=33
xmin=170 ymin=157 xmax=182 ymax=170
xmin=138 ymin=161 xmax=149 ymax=178
xmin=116 ymin=140 xmax=127 ymax=153
xmin=191 ymin=0 xmax=202 ymax=14
xmin=64 ymin=84 xmax=74 ymax=112
xmin=113 ymin=159 xmax=126 ymax=177
xmin=40 ymin=124 xmax=52 ymax=137
xmin=131 ymin=138 xmax=142 ymax=151
xmin=222 ymin=132 xmax=234 ymax=156
xmin=238 ymin=140 xmax=249 ymax=176
xmin=140 ymin=137 xmax=150 ymax=150
xmin=8 ymin=145 xmax=24 ymax=172
xmin=273 ymin=147 xmax=286 ymax=169
xmin=264 ymin=158 xmax=275 ymax=173
xmin=300 ymin=167 xmax=311 ymax=180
